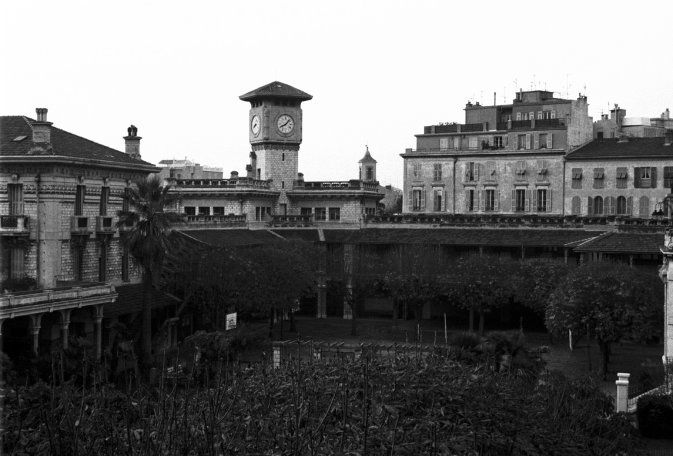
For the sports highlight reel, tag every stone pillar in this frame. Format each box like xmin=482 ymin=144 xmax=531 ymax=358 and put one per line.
xmin=615 ymin=372 xmax=630 ymax=413
xmin=59 ymin=309 xmax=71 ymax=350
xmin=29 ymin=314 xmax=43 ymax=356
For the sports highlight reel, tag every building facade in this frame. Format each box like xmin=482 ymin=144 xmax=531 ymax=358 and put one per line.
xmin=157 ymin=159 xmax=223 ymax=180
xmin=0 ymin=110 xmax=158 ymax=359
xmin=402 ymin=90 xmax=593 ymax=216
xmin=170 ymin=81 xmax=383 ymax=226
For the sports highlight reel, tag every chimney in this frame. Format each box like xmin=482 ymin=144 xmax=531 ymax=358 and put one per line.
xmin=230 ymin=171 xmax=239 ymax=179
xmin=124 ymin=125 xmax=142 ymax=160
xmin=665 ymin=108 xmax=670 ymax=120
xmin=32 ymin=108 xmax=52 ymax=143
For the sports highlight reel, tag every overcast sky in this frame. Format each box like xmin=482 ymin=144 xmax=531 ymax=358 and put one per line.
xmin=2 ymin=0 xmax=672 ymax=188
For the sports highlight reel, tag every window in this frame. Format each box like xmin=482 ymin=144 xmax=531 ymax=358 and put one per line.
xmin=184 ymin=206 xmax=196 ymax=216
xmin=433 ymin=188 xmax=443 ymax=212
xmin=571 ymin=196 xmax=581 ymax=215
xmin=493 ymin=136 xmax=503 ymax=148
xmin=213 ymin=207 xmax=225 ymax=215
xmin=593 ymin=168 xmax=604 ymax=189
xmin=300 ymin=207 xmax=312 ymax=217
xmin=365 ymin=207 xmax=376 ymax=216
xmin=616 ymin=196 xmax=627 ymax=215
xmin=8 ymin=183 xmax=23 ymax=215
xmin=365 ymin=166 xmax=374 ymax=181
xmin=593 ymin=196 xmax=604 ymax=215
xmin=486 ymin=162 xmax=496 ymax=180
xmin=412 ymin=188 xmax=425 ymax=211
xmin=198 ymin=207 xmax=210 ymax=215
xmin=75 ymin=185 xmax=86 ymax=216
xmin=279 ymin=203 xmax=287 ymax=215
xmin=73 ymin=242 xmax=84 ymax=282
xmin=550 ymin=111 xmax=556 ymax=119
xmin=516 ymin=112 xmax=522 ymax=121
xmin=634 ymin=167 xmax=657 ymax=188
xmin=571 ymin=168 xmax=582 ymax=189
xmin=616 ymin=167 xmax=628 ymax=188
xmin=536 ymin=188 xmax=549 ymax=212
xmin=515 ymin=161 xmax=526 ymax=178
xmin=465 ymin=189 xmax=475 ymax=212
xmin=257 ymin=168 xmax=261 ymax=179
xmin=517 ymin=134 xmax=526 ymax=150
xmin=529 ymin=111 xmax=534 ymax=120
xmin=281 ymin=181 xmax=285 ymax=189
xmin=604 ymin=196 xmax=615 ymax=215
xmin=453 ymin=137 xmax=461 ymax=149
xmin=412 ymin=163 xmax=422 ymax=178
xmin=514 ymin=189 xmax=526 ymax=212
xmin=282 ymin=153 xmax=285 ymax=161
xmin=314 ymin=207 xmax=326 ymax=221
xmin=664 ymin=166 xmax=673 ymax=189
xmin=537 ymin=111 xmax=543 ymax=120
xmin=484 ymin=189 xmax=496 ymax=211
xmin=99 ymin=243 xmax=108 ymax=282
xmin=433 ymin=164 xmax=442 ymax=181
xmin=468 ymin=136 xmax=478 ymax=149
xmin=439 ymin=138 xmax=449 ymax=150
xmin=639 ymin=196 xmax=649 ymax=217
xmin=122 ymin=187 xmax=131 ymax=213
xmin=100 ymin=187 xmax=109 ymax=215
xmin=328 ymin=207 xmax=340 ymax=221
xmin=465 ymin=162 xmax=476 ymax=181
xmin=539 ymin=133 xmax=547 ymax=149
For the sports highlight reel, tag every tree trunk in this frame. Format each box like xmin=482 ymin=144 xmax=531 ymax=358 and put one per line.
xmin=478 ymin=311 xmax=485 ymax=336
xmin=141 ymin=266 xmax=153 ymax=367
xmin=469 ymin=309 xmax=475 ymax=333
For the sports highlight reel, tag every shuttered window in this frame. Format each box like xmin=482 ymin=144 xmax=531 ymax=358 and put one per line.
xmin=75 ymin=185 xmax=86 ymax=216
xmin=615 ymin=168 xmax=628 ymax=189
xmin=8 ymin=184 xmax=24 ymax=215
xmin=664 ymin=167 xmax=673 ymax=190
xmin=571 ymin=196 xmax=581 ymax=215
xmin=571 ymin=168 xmax=582 ymax=189
xmin=593 ymin=168 xmax=604 ymax=189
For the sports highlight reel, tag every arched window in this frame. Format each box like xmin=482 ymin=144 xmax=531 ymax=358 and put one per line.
xmin=593 ymin=196 xmax=604 ymax=215
xmin=616 ymin=196 xmax=627 ymax=215
xmin=604 ymin=196 xmax=615 ymax=215
xmin=639 ymin=196 xmax=649 ymax=218
xmin=571 ymin=196 xmax=581 ymax=215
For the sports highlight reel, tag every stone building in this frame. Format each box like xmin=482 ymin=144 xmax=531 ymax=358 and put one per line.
xmin=156 ymin=158 xmax=223 ymax=180
xmin=169 ymin=82 xmax=383 ymax=226
xmin=0 ymin=110 xmax=162 ymax=360
xmin=402 ymin=89 xmax=593 ymax=215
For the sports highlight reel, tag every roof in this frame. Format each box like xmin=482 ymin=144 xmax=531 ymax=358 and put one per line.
xmin=359 ymin=147 xmax=377 ymax=163
xmin=572 ymin=232 xmax=664 ymax=254
xmin=0 ymin=116 xmax=157 ymax=169
xmin=239 ymin=81 xmax=313 ymax=102
xmin=567 ymin=137 xmax=673 ymax=160
xmin=105 ymin=284 xmax=179 ymax=317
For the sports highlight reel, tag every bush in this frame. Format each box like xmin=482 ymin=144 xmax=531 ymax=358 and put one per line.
xmin=449 ymin=331 xmax=481 ymax=349
xmin=637 ymin=394 xmax=673 ymax=439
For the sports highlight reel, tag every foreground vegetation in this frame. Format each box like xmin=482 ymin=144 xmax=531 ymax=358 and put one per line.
xmin=3 ymin=338 xmax=645 ymax=455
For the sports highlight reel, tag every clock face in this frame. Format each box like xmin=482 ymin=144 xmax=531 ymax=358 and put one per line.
xmin=251 ymin=115 xmax=261 ymax=136
xmin=277 ymin=114 xmax=294 ymax=134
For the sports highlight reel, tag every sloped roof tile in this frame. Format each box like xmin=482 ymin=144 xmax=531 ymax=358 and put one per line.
xmin=239 ymin=81 xmax=313 ymax=102
xmin=567 ymin=137 xmax=673 ymax=160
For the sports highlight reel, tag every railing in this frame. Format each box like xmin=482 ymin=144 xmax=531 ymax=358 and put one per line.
xmin=294 ymin=180 xmax=379 ymax=192
xmin=496 ymin=122 xmax=509 ymax=130
xmin=1 ymin=283 xmax=115 ymax=315
xmin=510 ymin=120 xmax=532 ymax=129
xmin=71 ymin=216 xmax=90 ymax=234
xmin=536 ymin=118 xmax=565 ymax=128
xmin=433 ymin=124 xmax=459 ymax=133
xmin=0 ymin=215 xmax=29 ymax=233
xmin=184 ymin=214 xmax=247 ymax=226
xmin=461 ymin=123 xmax=485 ymax=132
xmin=269 ymin=214 xmax=314 ymax=227
xmin=422 ymin=123 xmax=486 ymax=134
xmin=171 ymin=178 xmax=272 ymax=190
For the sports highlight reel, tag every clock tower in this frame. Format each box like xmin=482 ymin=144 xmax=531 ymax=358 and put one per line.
xmin=240 ymin=81 xmax=312 ymax=214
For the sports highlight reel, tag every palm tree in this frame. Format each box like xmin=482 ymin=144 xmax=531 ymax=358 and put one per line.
xmin=116 ymin=175 xmax=183 ymax=365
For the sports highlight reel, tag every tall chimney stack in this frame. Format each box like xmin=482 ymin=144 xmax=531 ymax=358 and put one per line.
xmin=32 ymin=108 xmax=52 ymax=143
xmin=124 ymin=125 xmax=142 ymax=160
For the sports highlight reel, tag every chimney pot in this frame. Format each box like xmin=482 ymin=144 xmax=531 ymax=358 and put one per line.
xmin=230 ymin=171 xmax=239 ymax=179
xmin=124 ymin=125 xmax=142 ymax=160
xmin=32 ymin=108 xmax=52 ymax=143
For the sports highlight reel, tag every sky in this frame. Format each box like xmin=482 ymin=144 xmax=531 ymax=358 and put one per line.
xmin=2 ymin=0 xmax=672 ymax=189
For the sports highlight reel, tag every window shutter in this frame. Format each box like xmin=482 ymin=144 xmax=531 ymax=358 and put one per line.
xmin=420 ymin=189 xmax=426 ymax=210
xmin=547 ymin=133 xmax=553 ymax=149
xmin=475 ymin=164 xmax=480 ymax=181
xmin=464 ymin=190 xmax=470 ymax=211
xmin=627 ymin=196 xmax=633 ymax=216
xmin=532 ymin=189 xmax=538 ymax=212
xmin=488 ymin=136 xmax=494 ymax=146
xmin=587 ymin=196 xmax=593 ymax=215
xmin=533 ymin=133 xmax=540 ymax=150
xmin=525 ymin=190 xmax=531 ymax=212
xmin=572 ymin=196 xmax=580 ymax=215
xmin=408 ymin=190 xmax=413 ymax=211
xmin=651 ymin=167 xmax=657 ymax=188
xmin=633 ymin=167 xmax=641 ymax=188
xmin=511 ymin=190 xmax=516 ymax=212
xmin=525 ymin=134 xmax=531 ymax=149
xmin=494 ymin=189 xmax=500 ymax=211
xmin=605 ymin=197 xmax=612 ymax=215
xmin=547 ymin=189 xmax=552 ymax=212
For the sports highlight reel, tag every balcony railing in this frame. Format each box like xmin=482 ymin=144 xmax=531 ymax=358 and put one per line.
xmin=293 ymin=180 xmax=379 ymax=192
xmin=96 ymin=216 xmax=115 ymax=234
xmin=269 ymin=214 xmax=314 ymax=227
xmin=1 ymin=282 xmax=115 ymax=317
xmin=184 ymin=214 xmax=247 ymax=226
xmin=0 ymin=215 xmax=29 ymax=234
xmin=71 ymin=216 xmax=90 ymax=234
xmin=171 ymin=178 xmax=272 ymax=190
xmin=423 ymin=123 xmax=487 ymax=134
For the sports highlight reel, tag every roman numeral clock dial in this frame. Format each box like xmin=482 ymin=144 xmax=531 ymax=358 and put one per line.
xmin=277 ymin=114 xmax=294 ymax=134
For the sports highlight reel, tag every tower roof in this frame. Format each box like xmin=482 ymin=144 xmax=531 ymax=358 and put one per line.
xmin=239 ymin=81 xmax=313 ymax=102
xmin=358 ymin=146 xmax=377 ymax=163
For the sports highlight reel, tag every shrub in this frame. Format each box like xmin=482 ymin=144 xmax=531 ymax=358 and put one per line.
xmin=449 ymin=331 xmax=481 ymax=349
xmin=637 ymin=394 xmax=673 ymax=439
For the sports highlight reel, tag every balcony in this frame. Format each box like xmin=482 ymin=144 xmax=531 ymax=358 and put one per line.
xmin=71 ymin=216 xmax=90 ymax=234
xmin=423 ymin=123 xmax=487 ymax=134
xmin=269 ymin=214 xmax=313 ymax=227
xmin=171 ymin=177 xmax=272 ymax=190
xmin=183 ymin=214 xmax=247 ymax=227
xmin=96 ymin=216 xmax=115 ymax=234
xmin=293 ymin=180 xmax=380 ymax=192
xmin=0 ymin=215 xmax=29 ymax=236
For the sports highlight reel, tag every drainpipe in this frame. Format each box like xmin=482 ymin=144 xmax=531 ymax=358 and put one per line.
xmin=35 ymin=174 xmax=41 ymax=286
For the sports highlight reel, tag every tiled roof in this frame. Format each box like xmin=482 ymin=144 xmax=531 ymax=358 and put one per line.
xmin=567 ymin=137 xmax=673 ymax=160
xmin=180 ymin=229 xmax=282 ymax=247
xmin=572 ymin=232 xmax=664 ymax=254
xmin=322 ymin=228 xmax=601 ymax=247
xmin=0 ymin=116 xmax=156 ymax=168
xmin=105 ymin=284 xmax=179 ymax=317
xmin=239 ymin=81 xmax=313 ymax=102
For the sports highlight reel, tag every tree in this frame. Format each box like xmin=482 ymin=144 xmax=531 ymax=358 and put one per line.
xmin=447 ymin=255 xmax=518 ymax=335
xmin=116 ymin=175 xmax=183 ymax=365
xmin=545 ymin=262 xmax=662 ymax=377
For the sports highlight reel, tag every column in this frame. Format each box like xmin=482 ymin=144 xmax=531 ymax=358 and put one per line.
xmin=59 ymin=309 xmax=71 ymax=350
xmin=615 ymin=373 xmax=630 ymax=413
xmin=29 ymin=314 xmax=43 ymax=356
